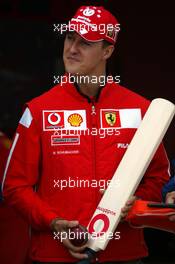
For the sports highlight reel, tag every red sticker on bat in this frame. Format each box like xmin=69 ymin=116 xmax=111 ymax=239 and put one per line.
xmin=88 ymin=213 xmax=110 ymax=237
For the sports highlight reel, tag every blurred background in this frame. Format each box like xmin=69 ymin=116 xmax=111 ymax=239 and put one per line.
xmin=0 ymin=0 xmax=175 ymax=263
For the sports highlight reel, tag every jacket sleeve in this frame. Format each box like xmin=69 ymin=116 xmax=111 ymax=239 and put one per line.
xmin=1 ymin=107 xmax=58 ymax=230
xmin=135 ymin=143 xmax=170 ymax=202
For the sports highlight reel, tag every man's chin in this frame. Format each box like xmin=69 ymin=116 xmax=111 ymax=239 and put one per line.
xmin=65 ymin=65 xmax=85 ymax=75
xmin=65 ymin=70 xmax=82 ymax=76
xmin=64 ymin=64 xmax=76 ymax=73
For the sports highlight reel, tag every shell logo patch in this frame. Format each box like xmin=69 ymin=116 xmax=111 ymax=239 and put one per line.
xmin=68 ymin=113 xmax=83 ymax=127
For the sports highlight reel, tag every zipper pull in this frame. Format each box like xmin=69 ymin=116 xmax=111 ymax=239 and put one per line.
xmin=91 ymin=104 xmax=96 ymax=115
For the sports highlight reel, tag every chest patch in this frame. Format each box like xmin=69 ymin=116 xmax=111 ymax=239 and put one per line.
xmin=100 ymin=109 xmax=142 ymax=129
xmin=43 ymin=110 xmax=87 ymax=131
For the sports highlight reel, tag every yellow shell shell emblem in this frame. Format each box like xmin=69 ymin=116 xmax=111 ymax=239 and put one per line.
xmin=68 ymin=114 xmax=83 ymax=127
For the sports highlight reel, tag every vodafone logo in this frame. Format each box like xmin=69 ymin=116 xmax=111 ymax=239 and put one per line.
xmin=83 ymin=7 xmax=95 ymax=17
xmin=43 ymin=111 xmax=64 ymax=130
xmin=88 ymin=213 xmax=110 ymax=237
xmin=48 ymin=113 xmax=61 ymax=125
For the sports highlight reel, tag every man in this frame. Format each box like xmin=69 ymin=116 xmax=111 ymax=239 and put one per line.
xmin=163 ymin=176 xmax=175 ymax=202
xmin=163 ymin=176 xmax=175 ymax=221
xmin=166 ymin=191 xmax=175 ymax=222
xmin=2 ymin=5 xmax=170 ymax=264
xmin=166 ymin=189 xmax=175 ymax=204
xmin=163 ymin=159 xmax=175 ymax=209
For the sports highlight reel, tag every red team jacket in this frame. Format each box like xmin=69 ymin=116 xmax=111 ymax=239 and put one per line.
xmin=2 ymin=78 xmax=169 ymax=262
xmin=0 ymin=132 xmax=11 ymax=182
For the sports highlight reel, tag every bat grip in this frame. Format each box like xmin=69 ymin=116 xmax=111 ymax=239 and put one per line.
xmin=76 ymin=248 xmax=96 ymax=264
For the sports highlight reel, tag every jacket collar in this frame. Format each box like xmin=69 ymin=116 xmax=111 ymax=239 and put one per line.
xmin=62 ymin=72 xmax=115 ymax=103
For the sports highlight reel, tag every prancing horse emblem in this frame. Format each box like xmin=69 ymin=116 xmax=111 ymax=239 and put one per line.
xmin=105 ymin=112 xmax=116 ymax=126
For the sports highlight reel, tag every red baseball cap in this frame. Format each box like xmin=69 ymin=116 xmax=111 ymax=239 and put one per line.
xmin=66 ymin=6 xmax=120 ymax=45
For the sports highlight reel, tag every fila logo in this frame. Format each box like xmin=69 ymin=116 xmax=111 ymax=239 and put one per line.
xmin=117 ymin=143 xmax=129 ymax=149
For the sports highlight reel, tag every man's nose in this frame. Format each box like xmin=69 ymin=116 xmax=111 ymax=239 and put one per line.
xmin=69 ymin=41 xmax=79 ymax=54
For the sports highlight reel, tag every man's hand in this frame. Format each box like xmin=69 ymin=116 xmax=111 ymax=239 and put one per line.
xmin=50 ymin=218 xmax=88 ymax=259
xmin=120 ymin=196 xmax=137 ymax=220
xmin=166 ymin=191 xmax=175 ymax=204
xmin=100 ymin=189 xmax=137 ymax=221
xmin=166 ymin=191 xmax=175 ymax=221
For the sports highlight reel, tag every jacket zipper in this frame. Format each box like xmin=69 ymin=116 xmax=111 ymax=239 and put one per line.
xmin=91 ymin=104 xmax=96 ymax=116
xmin=91 ymin=101 xmax=97 ymax=184
xmin=91 ymin=102 xmax=99 ymax=262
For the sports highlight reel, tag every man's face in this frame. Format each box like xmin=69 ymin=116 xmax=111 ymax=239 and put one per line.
xmin=63 ymin=31 xmax=110 ymax=76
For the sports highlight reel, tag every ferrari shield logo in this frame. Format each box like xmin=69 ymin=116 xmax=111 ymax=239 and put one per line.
xmin=107 ymin=29 xmax=113 ymax=38
xmin=106 ymin=27 xmax=116 ymax=41
xmin=105 ymin=112 xmax=116 ymax=126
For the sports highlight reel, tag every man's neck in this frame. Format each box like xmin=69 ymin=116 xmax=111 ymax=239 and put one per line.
xmin=77 ymin=82 xmax=101 ymax=98
xmin=76 ymin=71 xmax=106 ymax=98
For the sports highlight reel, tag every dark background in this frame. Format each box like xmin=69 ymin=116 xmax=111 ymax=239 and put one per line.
xmin=0 ymin=0 xmax=175 ymax=262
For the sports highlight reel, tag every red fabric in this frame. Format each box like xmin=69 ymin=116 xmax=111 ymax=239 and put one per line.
xmin=0 ymin=202 xmax=31 ymax=264
xmin=126 ymin=200 xmax=175 ymax=233
xmin=2 ymin=78 xmax=170 ymax=262
xmin=0 ymin=133 xmax=31 ymax=264
xmin=68 ymin=6 xmax=119 ymax=44
xmin=0 ymin=132 xmax=11 ymax=182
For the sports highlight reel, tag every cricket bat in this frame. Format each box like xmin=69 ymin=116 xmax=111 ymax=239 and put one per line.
xmin=77 ymin=98 xmax=175 ymax=263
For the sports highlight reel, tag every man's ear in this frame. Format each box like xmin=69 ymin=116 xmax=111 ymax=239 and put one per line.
xmin=103 ymin=45 xmax=115 ymax=60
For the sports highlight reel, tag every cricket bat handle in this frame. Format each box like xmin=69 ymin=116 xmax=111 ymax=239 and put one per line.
xmin=76 ymin=248 xmax=96 ymax=264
